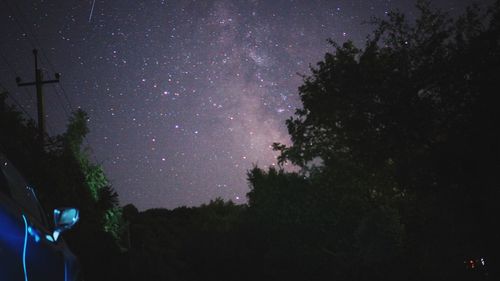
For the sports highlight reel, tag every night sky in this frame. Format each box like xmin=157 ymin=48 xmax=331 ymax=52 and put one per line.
xmin=0 ymin=0 xmax=485 ymax=210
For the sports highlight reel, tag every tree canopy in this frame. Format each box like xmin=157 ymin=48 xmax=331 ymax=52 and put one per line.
xmin=2 ymin=1 xmax=499 ymax=280
xmin=0 ymin=92 xmax=126 ymax=281
xmin=263 ymin=0 xmax=500 ymax=279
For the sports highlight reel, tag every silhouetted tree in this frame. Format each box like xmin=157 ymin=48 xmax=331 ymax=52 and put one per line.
xmin=267 ymin=0 xmax=500 ymax=279
xmin=0 ymin=92 xmax=126 ymax=281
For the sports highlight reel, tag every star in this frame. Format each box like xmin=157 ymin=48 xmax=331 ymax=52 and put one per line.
xmin=0 ymin=0 xmax=483 ymax=210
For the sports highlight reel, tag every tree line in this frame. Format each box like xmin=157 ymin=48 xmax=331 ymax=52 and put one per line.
xmin=1 ymin=1 xmax=499 ymax=280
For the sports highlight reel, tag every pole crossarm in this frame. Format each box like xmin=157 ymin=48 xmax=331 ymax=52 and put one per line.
xmin=15 ymin=48 xmax=61 ymax=148
xmin=17 ymin=79 xmax=60 ymax=86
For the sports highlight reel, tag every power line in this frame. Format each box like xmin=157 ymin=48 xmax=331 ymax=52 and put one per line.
xmin=3 ymin=0 xmax=74 ymax=113
xmin=0 ymin=48 xmax=36 ymax=101
xmin=2 ymin=0 xmax=69 ymax=135
xmin=0 ymin=81 xmax=34 ymax=120
xmin=2 ymin=85 xmax=56 ymax=137
xmin=50 ymin=84 xmax=71 ymax=117
xmin=36 ymin=50 xmax=74 ymax=112
xmin=2 ymin=0 xmax=98 ymax=161
xmin=14 ymin=2 xmax=74 ymax=112
xmin=0 ymin=49 xmax=20 ymax=76
xmin=0 ymin=50 xmax=35 ymax=114
xmin=16 ymin=49 xmax=61 ymax=147
xmin=1 ymin=81 xmax=56 ymax=141
xmin=1 ymin=49 xmax=60 ymax=138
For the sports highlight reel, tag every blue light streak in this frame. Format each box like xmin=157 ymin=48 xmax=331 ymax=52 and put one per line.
xmin=27 ymin=226 xmax=40 ymax=243
xmin=21 ymin=214 xmax=29 ymax=281
xmin=64 ymin=261 xmax=68 ymax=281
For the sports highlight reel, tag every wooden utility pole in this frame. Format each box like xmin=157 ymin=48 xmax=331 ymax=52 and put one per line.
xmin=16 ymin=49 xmax=60 ymax=147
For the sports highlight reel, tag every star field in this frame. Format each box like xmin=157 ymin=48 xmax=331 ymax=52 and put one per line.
xmin=0 ymin=0 xmax=484 ymax=210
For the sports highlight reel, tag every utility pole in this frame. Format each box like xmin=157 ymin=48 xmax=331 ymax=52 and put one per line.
xmin=16 ymin=49 xmax=60 ymax=147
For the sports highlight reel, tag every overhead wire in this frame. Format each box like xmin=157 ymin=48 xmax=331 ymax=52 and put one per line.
xmin=1 ymin=0 xmax=67 ymax=137
xmin=0 ymin=51 xmax=38 ymax=125
xmin=0 ymin=47 xmax=57 ymax=137
xmin=0 ymin=81 xmax=56 ymax=137
xmin=11 ymin=0 xmax=74 ymax=113
xmin=3 ymin=0 xmax=74 ymax=114
xmin=0 ymin=81 xmax=34 ymax=120
xmin=0 ymin=48 xmax=34 ymax=101
xmin=2 ymin=0 xmax=99 ymax=161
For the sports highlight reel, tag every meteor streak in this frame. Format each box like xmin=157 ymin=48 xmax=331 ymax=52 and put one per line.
xmin=89 ymin=0 xmax=96 ymax=22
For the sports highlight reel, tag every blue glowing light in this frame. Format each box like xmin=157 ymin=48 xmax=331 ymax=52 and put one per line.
xmin=27 ymin=226 xmax=41 ymax=243
xmin=64 ymin=261 xmax=68 ymax=281
xmin=45 ymin=234 xmax=55 ymax=242
xmin=21 ymin=214 xmax=28 ymax=281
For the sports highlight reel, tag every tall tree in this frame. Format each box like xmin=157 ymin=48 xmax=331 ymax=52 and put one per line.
xmin=267 ymin=0 xmax=500 ymax=278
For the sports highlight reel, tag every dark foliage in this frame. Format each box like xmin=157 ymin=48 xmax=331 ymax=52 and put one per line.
xmin=2 ymin=1 xmax=499 ymax=280
xmin=270 ymin=0 xmax=500 ymax=279
xmin=0 ymin=93 xmax=125 ymax=281
xmin=119 ymin=2 xmax=499 ymax=280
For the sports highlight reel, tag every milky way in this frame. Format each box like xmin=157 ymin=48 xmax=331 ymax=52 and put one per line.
xmin=0 ymin=0 xmax=484 ymax=209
